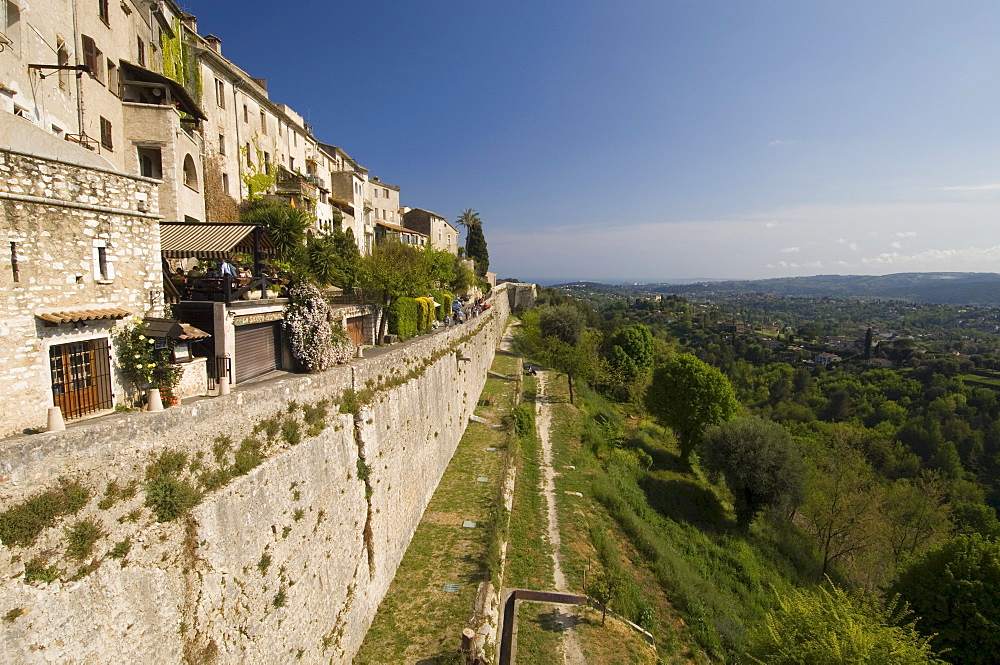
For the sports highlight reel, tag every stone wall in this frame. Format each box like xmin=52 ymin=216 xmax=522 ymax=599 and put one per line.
xmin=0 ymin=284 xmax=512 ymax=664
xmin=0 ymin=142 xmax=162 ymax=437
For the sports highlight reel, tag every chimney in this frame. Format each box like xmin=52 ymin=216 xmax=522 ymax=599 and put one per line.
xmin=180 ymin=12 xmax=196 ymax=32
xmin=204 ymin=34 xmax=222 ymax=54
xmin=252 ymin=78 xmax=268 ymax=92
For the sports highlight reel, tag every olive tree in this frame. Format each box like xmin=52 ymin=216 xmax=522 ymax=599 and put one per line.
xmin=702 ymin=416 xmax=806 ymax=529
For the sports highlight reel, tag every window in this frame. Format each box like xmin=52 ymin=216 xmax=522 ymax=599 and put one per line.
xmin=99 ymin=116 xmax=112 ymax=149
xmin=98 ymin=0 xmax=109 ymax=24
xmin=81 ymin=35 xmax=103 ymax=83
xmin=136 ymin=36 xmax=145 ymax=66
xmin=293 ymin=132 xmax=296 ymax=147
xmin=243 ymin=104 xmax=248 ymax=123
xmin=107 ymin=59 xmax=118 ymax=96
xmin=384 ymin=188 xmax=389 ymax=198
xmin=260 ymin=110 xmax=266 ymax=134
xmin=4 ymin=1 xmax=19 ymax=52
xmin=245 ymin=142 xmax=252 ymax=167
xmin=277 ymin=122 xmax=282 ymax=137
xmin=222 ymin=172 xmax=229 ymax=194
xmin=12 ymin=104 xmax=26 ymax=117
xmin=215 ymin=78 xmax=225 ymax=108
xmin=263 ymin=151 xmax=270 ymax=174
xmin=10 ymin=241 xmax=18 ymax=282
xmin=137 ymin=146 xmax=161 ymax=178
xmin=182 ymin=154 xmax=198 ymax=190
xmin=218 ymin=133 xmax=225 ymax=155
xmin=289 ymin=156 xmax=294 ymax=171
xmin=56 ymin=41 xmax=70 ymax=90
xmin=93 ymin=240 xmax=112 ymax=281
xmin=97 ymin=246 xmax=108 ymax=279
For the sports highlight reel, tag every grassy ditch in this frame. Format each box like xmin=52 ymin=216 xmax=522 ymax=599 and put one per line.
xmin=355 ymin=351 xmax=522 ymax=664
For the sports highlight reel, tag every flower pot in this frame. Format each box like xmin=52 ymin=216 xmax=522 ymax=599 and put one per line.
xmin=146 ymin=388 xmax=164 ymax=412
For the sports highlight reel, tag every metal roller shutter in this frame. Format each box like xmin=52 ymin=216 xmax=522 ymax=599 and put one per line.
xmin=235 ymin=322 xmax=280 ymax=383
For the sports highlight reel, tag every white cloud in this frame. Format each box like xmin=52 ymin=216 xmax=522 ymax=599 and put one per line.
xmin=765 ymin=220 xmax=778 ymax=229
xmin=490 ymin=199 xmax=1000 ymax=281
xmin=780 ymin=246 xmax=800 ymax=254
xmin=941 ymin=184 xmax=1000 ymax=191
xmin=890 ymin=241 xmax=902 ymax=249
xmin=767 ymin=139 xmax=793 ymax=147
xmin=861 ymin=245 xmax=1000 ymax=266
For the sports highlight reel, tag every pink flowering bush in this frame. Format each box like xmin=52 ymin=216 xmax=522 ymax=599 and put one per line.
xmin=283 ymin=284 xmax=354 ymax=372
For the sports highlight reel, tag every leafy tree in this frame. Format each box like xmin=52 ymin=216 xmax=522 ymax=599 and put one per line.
xmin=357 ymin=240 xmax=430 ymax=343
xmin=701 ymin=416 xmax=806 ymax=529
xmin=889 ymin=534 xmax=1000 ymax=664
xmin=951 ymin=502 xmax=1000 ymax=538
xmin=589 ymin=567 xmax=626 ymax=626
xmin=539 ymin=330 xmax=603 ymax=405
xmin=644 ymin=353 xmax=739 ymax=464
xmin=745 ymin=584 xmax=945 ymax=665
xmin=304 ymin=229 xmax=360 ymax=288
xmin=605 ymin=324 xmax=656 ymax=402
xmin=539 ymin=304 xmax=587 ymax=346
xmin=883 ymin=473 xmax=952 ymax=567
xmin=800 ymin=428 xmax=884 ymax=577
xmin=457 ymin=208 xmax=489 ymax=276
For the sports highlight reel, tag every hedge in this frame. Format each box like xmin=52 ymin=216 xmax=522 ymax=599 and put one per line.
xmin=435 ymin=292 xmax=453 ymax=321
xmin=389 ymin=297 xmax=418 ymax=340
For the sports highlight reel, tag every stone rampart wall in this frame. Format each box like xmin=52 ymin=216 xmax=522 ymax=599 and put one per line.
xmin=0 ymin=284 xmax=512 ymax=664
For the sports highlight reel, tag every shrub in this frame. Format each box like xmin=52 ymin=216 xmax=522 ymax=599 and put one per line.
xmin=145 ymin=476 xmax=201 ymax=522
xmin=65 ymin=519 xmax=103 ymax=560
xmin=281 ymin=418 xmax=301 ymax=447
xmin=109 ymin=538 xmax=131 ymax=559
xmin=889 ymin=534 xmax=1000 ymax=664
xmin=303 ymin=401 xmax=329 ymax=437
xmin=511 ymin=403 xmax=535 ymax=439
xmin=23 ymin=557 xmax=60 ymax=584
xmin=0 ymin=479 xmax=90 ymax=547
xmin=388 ymin=297 xmax=418 ymax=340
xmin=745 ymin=584 xmax=944 ymax=664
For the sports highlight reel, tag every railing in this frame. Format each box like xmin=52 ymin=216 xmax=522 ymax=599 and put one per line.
xmin=167 ymin=275 xmax=286 ymax=305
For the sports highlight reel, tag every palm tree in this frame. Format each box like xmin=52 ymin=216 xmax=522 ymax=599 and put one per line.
xmin=241 ymin=200 xmax=311 ymax=260
xmin=455 ymin=208 xmax=481 ymax=229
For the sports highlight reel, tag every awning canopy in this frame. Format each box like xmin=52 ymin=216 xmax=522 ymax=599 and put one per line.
xmin=143 ymin=317 xmax=211 ymax=340
xmin=160 ymin=222 xmax=276 ymax=259
xmin=37 ymin=307 xmax=131 ymax=325
xmin=119 ymin=60 xmax=207 ymax=120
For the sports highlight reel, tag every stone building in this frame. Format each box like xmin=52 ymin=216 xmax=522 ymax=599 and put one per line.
xmin=402 ymin=207 xmax=459 ymax=254
xmin=0 ymin=115 xmax=161 ymax=436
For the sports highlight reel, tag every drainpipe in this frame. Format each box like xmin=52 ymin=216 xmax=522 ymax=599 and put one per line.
xmin=71 ymin=0 xmax=84 ymax=137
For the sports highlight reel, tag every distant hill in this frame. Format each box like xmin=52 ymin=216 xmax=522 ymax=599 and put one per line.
xmin=555 ymin=273 xmax=1000 ymax=306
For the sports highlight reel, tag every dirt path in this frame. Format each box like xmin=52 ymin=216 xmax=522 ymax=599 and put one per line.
xmin=536 ymin=372 xmax=587 ymax=664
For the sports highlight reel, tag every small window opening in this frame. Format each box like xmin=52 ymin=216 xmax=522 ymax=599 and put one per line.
xmin=10 ymin=241 xmax=19 ymax=282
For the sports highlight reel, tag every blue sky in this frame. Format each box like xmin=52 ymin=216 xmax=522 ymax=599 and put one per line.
xmin=188 ymin=1 xmax=1000 ymax=284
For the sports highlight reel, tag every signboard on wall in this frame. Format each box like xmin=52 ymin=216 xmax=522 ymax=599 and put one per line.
xmin=233 ymin=311 xmax=283 ymax=326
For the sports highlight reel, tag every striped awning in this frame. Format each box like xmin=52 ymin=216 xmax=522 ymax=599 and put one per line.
xmin=159 ymin=223 xmax=276 ymax=259
xmin=36 ymin=307 xmax=131 ymax=325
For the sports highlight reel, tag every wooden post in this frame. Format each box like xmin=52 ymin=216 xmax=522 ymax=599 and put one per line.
xmin=461 ymin=627 xmax=476 ymax=664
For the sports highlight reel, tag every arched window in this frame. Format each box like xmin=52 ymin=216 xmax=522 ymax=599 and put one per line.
xmin=182 ymin=154 xmax=198 ymax=190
